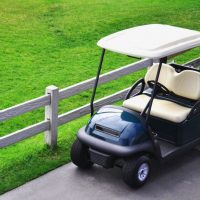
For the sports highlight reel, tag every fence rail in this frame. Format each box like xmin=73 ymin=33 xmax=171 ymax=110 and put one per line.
xmin=0 ymin=121 xmax=49 ymax=148
xmin=58 ymin=87 xmax=135 ymax=126
xmin=0 ymin=95 xmax=50 ymax=122
xmin=58 ymin=58 xmax=152 ymax=100
xmin=0 ymin=57 xmax=200 ymax=148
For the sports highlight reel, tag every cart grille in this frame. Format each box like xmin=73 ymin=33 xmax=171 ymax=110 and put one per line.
xmin=95 ymin=124 xmax=120 ymax=137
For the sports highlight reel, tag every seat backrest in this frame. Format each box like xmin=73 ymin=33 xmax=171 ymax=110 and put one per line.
xmin=145 ymin=63 xmax=200 ymax=100
xmin=145 ymin=63 xmax=174 ymax=89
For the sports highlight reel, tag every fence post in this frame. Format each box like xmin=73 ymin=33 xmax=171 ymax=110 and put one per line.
xmin=45 ymin=85 xmax=59 ymax=148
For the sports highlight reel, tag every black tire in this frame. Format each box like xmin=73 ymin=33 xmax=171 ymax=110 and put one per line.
xmin=70 ymin=139 xmax=93 ymax=169
xmin=122 ymin=155 xmax=151 ymax=188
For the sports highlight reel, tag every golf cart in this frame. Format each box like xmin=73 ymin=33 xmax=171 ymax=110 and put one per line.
xmin=71 ymin=24 xmax=200 ymax=187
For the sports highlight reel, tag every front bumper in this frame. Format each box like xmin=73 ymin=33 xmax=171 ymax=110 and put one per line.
xmin=78 ymin=126 xmax=153 ymax=157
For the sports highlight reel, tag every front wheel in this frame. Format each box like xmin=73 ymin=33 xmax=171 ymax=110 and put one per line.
xmin=70 ymin=139 xmax=93 ymax=169
xmin=122 ymin=155 xmax=151 ymax=188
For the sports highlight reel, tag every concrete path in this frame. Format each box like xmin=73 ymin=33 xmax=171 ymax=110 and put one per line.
xmin=1 ymin=149 xmax=200 ymax=200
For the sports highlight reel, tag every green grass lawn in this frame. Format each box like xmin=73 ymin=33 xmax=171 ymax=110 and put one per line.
xmin=1 ymin=0 xmax=200 ymax=194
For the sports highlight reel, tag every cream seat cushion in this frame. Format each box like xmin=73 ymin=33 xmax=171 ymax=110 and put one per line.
xmin=170 ymin=70 xmax=200 ymax=100
xmin=145 ymin=64 xmax=200 ymax=100
xmin=144 ymin=63 xmax=175 ymax=88
xmin=123 ymin=94 xmax=191 ymax=123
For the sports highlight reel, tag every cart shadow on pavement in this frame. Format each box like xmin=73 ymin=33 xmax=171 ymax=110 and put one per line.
xmin=74 ymin=149 xmax=200 ymax=199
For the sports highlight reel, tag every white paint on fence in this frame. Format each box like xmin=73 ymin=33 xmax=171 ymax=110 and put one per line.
xmin=0 ymin=121 xmax=49 ymax=148
xmin=45 ymin=86 xmax=59 ymax=147
xmin=0 ymin=95 xmax=50 ymax=122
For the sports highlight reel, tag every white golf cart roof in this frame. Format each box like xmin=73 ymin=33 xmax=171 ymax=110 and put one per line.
xmin=97 ymin=24 xmax=200 ymax=59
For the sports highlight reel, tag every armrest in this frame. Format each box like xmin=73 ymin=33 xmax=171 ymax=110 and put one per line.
xmin=125 ymin=78 xmax=145 ymax=100
xmin=187 ymin=100 xmax=200 ymax=120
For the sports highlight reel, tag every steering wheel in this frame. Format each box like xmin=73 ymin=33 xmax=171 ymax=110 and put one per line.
xmin=147 ymin=80 xmax=170 ymax=94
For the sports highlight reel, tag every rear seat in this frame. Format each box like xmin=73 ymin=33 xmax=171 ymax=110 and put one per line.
xmin=123 ymin=63 xmax=200 ymax=123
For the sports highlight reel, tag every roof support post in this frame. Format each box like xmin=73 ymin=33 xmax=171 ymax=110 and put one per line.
xmin=90 ymin=49 xmax=106 ymax=116
xmin=141 ymin=57 xmax=166 ymax=122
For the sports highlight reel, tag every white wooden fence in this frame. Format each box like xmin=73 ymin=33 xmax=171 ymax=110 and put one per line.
xmin=0 ymin=57 xmax=200 ymax=148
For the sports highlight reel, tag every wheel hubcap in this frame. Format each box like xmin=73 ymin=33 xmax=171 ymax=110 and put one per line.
xmin=137 ymin=163 xmax=149 ymax=182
